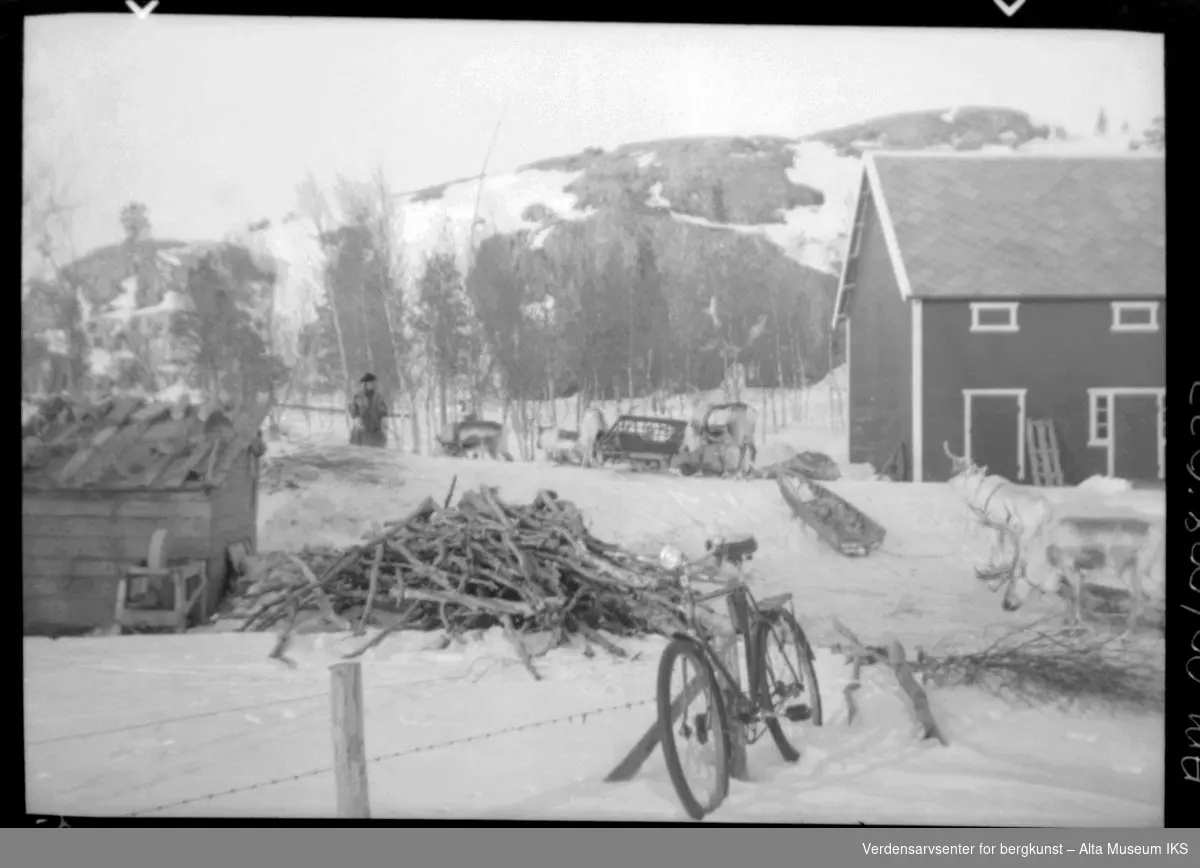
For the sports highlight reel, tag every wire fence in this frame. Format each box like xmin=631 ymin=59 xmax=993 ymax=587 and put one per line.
xmin=121 ymin=695 xmax=655 ymax=817
xmin=28 ymin=653 xmax=524 ymax=747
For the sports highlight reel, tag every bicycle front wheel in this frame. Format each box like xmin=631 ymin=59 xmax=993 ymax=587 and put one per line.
xmin=754 ymin=610 xmax=823 ymax=763
xmin=657 ymin=638 xmax=731 ymax=821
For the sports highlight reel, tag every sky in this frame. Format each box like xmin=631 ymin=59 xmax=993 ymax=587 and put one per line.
xmin=25 ymin=16 xmax=1163 ymax=261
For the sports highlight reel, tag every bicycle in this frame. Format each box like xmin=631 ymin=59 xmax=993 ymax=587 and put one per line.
xmin=655 ymin=537 xmax=823 ymax=821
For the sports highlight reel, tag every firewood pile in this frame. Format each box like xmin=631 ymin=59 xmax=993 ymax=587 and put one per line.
xmin=228 ymin=481 xmax=712 ymax=670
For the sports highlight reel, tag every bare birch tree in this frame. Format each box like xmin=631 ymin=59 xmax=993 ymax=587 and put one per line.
xmin=295 ymin=173 xmax=351 ymax=404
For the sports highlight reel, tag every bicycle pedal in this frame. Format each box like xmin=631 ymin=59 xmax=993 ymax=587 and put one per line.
xmin=784 ymin=703 xmax=813 ymax=723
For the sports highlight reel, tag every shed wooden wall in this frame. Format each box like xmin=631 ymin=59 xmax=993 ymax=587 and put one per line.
xmin=22 ymin=489 xmax=213 ymax=634
xmin=205 ymin=450 xmax=260 ymax=614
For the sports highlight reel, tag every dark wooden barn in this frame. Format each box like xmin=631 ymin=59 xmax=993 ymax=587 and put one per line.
xmin=22 ymin=394 xmax=269 ymax=634
xmin=832 ymin=151 xmax=1165 ymax=485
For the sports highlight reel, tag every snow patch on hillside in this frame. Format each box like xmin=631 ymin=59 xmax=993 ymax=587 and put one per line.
xmin=397 ymin=169 xmax=591 ymax=274
xmin=670 ymin=211 xmax=759 ymax=234
xmin=645 ymin=182 xmax=670 ymax=209
xmin=659 ymin=142 xmax=860 ymax=276
xmin=528 ymin=225 xmax=556 ymax=250
xmin=243 ymin=170 xmax=596 ymax=323
xmin=766 ymin=141 xmax=867 ymax=274
xmin=244 ymin=220 xmax=327 ymax=331
xmin=635 ymin=151 xmax=657 ymax=169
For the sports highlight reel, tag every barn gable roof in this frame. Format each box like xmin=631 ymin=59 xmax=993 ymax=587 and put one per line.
xmin=833 ymin=151 xmax=1165 ymax=322
xmin=21 ymin=394 xmax=270 ymax=492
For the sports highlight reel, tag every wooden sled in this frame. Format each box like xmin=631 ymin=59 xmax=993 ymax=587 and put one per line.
xmin=777 ymin=474 xmax=886 ymax=557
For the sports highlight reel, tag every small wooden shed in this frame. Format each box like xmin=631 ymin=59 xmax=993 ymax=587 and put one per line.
xmin=22 ymin=394 xmax=270 ymax=635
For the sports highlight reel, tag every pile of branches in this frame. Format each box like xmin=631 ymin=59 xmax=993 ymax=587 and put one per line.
xmin=229 ymin=480 xmax=712 ymax=673
xmin=910 ymin=621 xmax=1165 ymax=714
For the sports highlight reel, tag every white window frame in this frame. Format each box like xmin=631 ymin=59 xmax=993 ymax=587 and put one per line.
xmin=1087 ymin=391 xmax=1113 ymax=447
xmin=1110 ymin=301 xmax=1160 ymax=333
xmin=1087 ymin=387 xmax=1165 ymax=480
xmin=963 ymin=388 xmax=1028 ymax=481
xmin=969 ymin=302 xmax=1019 ymax=333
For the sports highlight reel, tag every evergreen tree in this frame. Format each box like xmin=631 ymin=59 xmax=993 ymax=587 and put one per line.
xmin=712 ymin=182 xmax=729 ymax=223
xmin=416 ymin=251 xmax=471 ymax=423
xmin=171 ymin=246 xmax=283 ymax=403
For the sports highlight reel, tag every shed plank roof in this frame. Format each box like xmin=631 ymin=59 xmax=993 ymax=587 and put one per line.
xmin=22 ymin=395 xmax=269 ymax=491
xmin=868 ymin=153 xmax=1165 ymax=299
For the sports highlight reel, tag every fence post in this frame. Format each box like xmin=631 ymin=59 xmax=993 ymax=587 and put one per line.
xmin=722 ymin=639 xmax=749 ymax=780
xmin=330 ymin=661 xmax=371 ymax=818
xmin=714 ymin=590 xmax=751 ymax=784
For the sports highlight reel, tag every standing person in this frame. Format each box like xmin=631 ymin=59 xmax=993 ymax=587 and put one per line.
xmin=348 ymin=372 xmax=388 ymax=448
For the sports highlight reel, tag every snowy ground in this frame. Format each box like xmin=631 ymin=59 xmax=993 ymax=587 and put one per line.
xmin=24 ymin=390 xmax=1165 ymax=823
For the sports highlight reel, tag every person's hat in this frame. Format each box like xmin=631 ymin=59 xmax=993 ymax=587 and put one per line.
xmin=360 ymin=372 xmax=377 ymax=384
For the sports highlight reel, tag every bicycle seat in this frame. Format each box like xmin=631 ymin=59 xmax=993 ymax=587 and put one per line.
xmin=707 ymin=534 xmax=758 ymax=566
xmin=757 ymin=592 xmax=793 ymax=612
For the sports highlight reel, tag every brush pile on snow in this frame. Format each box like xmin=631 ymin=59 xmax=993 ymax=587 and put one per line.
xmin=229 ymin=484 xmax=722 ymax=660
xmin=915 ymin=621 xmax=1164 ymax=714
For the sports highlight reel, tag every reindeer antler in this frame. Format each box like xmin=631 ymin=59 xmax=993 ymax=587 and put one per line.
xmin=969 ymin=499 xmax=1021 ymax=593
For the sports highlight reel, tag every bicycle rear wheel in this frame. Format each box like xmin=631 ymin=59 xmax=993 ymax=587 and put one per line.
xmin=754 ymin=610 xmax=823 ymax=763
xmin=657 ymin=637 xmax=731 ymax=820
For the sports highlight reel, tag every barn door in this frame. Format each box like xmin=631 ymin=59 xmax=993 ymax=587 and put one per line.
xmin=968 ymin=393 xmax=1022 ymax=481
xmin=1112 ymin=394 xmax=1160 ymax=481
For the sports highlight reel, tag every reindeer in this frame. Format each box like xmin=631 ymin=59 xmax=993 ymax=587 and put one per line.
xmin=576 ymin=407 xmax=608 ymax=469
xmin=689 ymin=401 xmax=758 ymax=478
xmin=1004 ymin=514 xmax=1164 ymax=638
xmin=704 ymin=297 xmax=767 ymax=405
xmin=437 ymin=418 xmax=512 ymax=461
xmin=536 ymin=422 xmax=579 ymax=465
xmin=942 ymin=440 xmax=1053 ymax=591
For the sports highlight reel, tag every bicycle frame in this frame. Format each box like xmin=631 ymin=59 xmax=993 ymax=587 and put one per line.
xmin=673 ymin=582 xmax=768 ymax=723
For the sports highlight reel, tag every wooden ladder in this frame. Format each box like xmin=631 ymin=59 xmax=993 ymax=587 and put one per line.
xmin=1026 ymin=418 xmax=1064 ymax=487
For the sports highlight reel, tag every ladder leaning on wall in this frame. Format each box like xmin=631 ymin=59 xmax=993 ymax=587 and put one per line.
xmin=1026 ymin=418 xmax=1064 ymax=487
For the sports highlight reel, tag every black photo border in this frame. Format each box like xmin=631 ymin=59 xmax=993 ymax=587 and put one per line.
xmin=7 ymin=0 xmax=1195 ymax=848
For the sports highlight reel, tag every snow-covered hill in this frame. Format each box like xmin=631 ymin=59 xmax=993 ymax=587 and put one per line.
xmin=249 ymin=107 xmax=1142 ymax=331
xmin=23 ymin=106 xmax=1150 ymax=400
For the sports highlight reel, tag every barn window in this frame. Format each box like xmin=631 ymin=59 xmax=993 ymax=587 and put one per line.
xmin=969 ymin=302 xmax=1019 ymax=333
xmin=1088 ymin=391 xmax=1112 ymax=446
xmin=1111 ymin=301 xmax=1159 ymax=332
